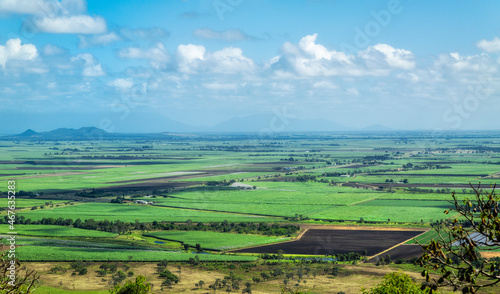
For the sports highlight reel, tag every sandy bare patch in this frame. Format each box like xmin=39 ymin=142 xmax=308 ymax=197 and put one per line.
xmin=231 ymin=183 xmax=268 ymax=190
xmin=230 ymin=182 xmax=255 ymax=189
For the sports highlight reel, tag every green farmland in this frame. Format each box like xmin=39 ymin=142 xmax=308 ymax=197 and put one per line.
xmin=2 ymin=132 xmax=500 ymax=293
xmin=145 ymin=230 xmax=290 ymax=250
xmin=0 ymin=224 xmax=118 ymax=238
xmin=3 ymin=2 xmax=500 ymax=292
xmin=3 ymin=134 xmax=500 ymax=227
xmin=14 ymin=246 xmax=258 ymax=262
xmin=20 ymin=202 xmax=280 ymax=223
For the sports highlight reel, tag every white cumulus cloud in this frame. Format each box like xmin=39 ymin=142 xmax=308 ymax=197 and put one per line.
xmin=0 ymin=0 xmax=87 ymax=15
xmin=272 ymin=34 xmax=415 ymax=77
xmin=209 ymin=47 xmax=255 ymax=74
xmin=272 ymin=34 xmax=357 ymax=77
xmin=435 ymin=52 xmax=497 ymax=73
xmin=359 ymin=44 xmax=415 ymax=70
xmin=299 ymin=33 xmax=350 ymax=62
xmin=72 ymin=53 xmax=105 ymax=76
xmin=35 ymin=15 xmax=107 ymax=34
xmin=176 ymin=44 xmax=205 ymax=73
xmin=0 ymin=0 xmax=107 ymax=35
xmin=0 ymin=0 xmax=57 ymax=15
xmin=176 ymin=44 xmax=255 ymax=74
xmin=79 ymin=32 xmax=120 ymax=47
xmin=477 ymin=37 xmax=500 ymax=53
xmin=0 ymin=38 xmax=38 ymax=68
xmin=109 ymin=78 xmax=134 ymax=91
xmin=118 ymin=43 xmax=170 ymax=69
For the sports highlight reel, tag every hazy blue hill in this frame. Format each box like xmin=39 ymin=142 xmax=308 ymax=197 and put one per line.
xmin=43 ymin=127 xmax=109 ymax=138
xmin=12 ymin=127 xmax=110 ymax=139
xmin=6 ymin=113 xmax=397 ymax=136
xmin=210 ymin=114 xmax=350 ymax=133
xmin=43 ymin=128 xmax=83 ymax=137
xmin=18 ymin=129 xmax=41 ymax=137
xmin=0 ymin=111 xmax=206 ymax=134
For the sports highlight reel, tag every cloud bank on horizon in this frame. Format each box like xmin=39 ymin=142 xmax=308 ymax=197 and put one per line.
xmin=0 ymin=0 xmax=499 ymax=132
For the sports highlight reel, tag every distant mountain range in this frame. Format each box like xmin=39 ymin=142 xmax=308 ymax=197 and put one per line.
xmin=16 ymin=127 xmax=111 ymax=139
xmin=1 ymin=111 xmax=394 ymax=136
xmin=0 ymin=111 xmax=203 ymax=134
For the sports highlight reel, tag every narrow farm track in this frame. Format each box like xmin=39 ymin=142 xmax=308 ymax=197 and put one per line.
xmin=367 ymin=229 xmax=430 ymax=260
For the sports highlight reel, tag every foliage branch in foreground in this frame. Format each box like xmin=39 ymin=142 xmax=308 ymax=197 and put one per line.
xmin=419 ymin=184 xmax=500 ymax=293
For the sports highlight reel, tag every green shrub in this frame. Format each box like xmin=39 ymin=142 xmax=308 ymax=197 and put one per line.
xmin=362 ymin=272 xmax=431 ymax=294
xmin=110 ymin=275 xmax=151 ymax=294
xmin=159 ymin=269 xmax=179 ymax=284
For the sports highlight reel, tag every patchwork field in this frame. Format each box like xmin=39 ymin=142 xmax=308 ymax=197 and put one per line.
xmin=1 ymin=132 xmax=500 ymax=293
xmin=0 ymin=224 xmax=118 ymax=238
xmin=234 ymin=228 xmax=425 ymax=256
xmin=145 ymin=230 xmax=290 ymax=250
xmin=14 ymin=246 xmax=258 ymax=262
xmin=20 ymin=202 xmax=279 ymax=223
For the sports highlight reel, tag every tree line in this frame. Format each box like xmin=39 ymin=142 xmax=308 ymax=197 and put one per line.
xmin=0 ymin=216 xmax=300 ymax=236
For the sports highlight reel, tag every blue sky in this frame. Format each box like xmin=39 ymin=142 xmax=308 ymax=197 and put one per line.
xmin=1 ymin=0 xmax=500 ymax=132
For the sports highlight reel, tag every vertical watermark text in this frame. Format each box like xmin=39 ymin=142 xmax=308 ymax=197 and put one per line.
xmin=6 ymin=180 xmax=17 ymax=287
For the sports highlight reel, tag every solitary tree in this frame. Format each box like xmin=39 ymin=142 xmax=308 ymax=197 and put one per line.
xmin=419 ymin=184 xmax=500 ymax=293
